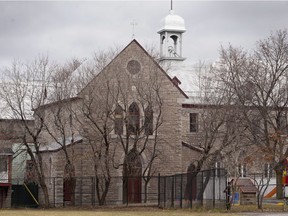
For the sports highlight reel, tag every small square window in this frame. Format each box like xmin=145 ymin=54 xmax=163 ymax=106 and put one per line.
xmin=0 ymin=156 xmax=7 ymax=172
xmin=277 ymin=113 xmax=287 ymax=134
xmin=190 ymin=113 xmax=198 ymax=133
xmin=238 ymin=164 xmax=247 ymax=177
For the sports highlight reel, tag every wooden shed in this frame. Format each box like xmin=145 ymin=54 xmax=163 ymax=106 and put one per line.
xmin=235 ymin=178 xmax=258 ymax=205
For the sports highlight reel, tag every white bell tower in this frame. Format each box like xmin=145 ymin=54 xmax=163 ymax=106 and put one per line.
xmin=158 ymin=6 xmax=186 ymax=62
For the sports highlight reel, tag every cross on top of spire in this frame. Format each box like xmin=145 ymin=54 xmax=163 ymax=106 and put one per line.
xmin=130 ymin=20 xmax=137 ymax=40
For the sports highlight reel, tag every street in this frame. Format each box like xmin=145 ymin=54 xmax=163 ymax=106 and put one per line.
xmin=239 ymin=213 xmax=288 ymax=216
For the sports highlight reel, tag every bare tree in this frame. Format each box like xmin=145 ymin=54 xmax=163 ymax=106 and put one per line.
xmin=28 ymin=57 xmax=92 ymax=206
xmin=76 ymin=74 xmax=115 ymax=206
xmin=175 ymin=61 xmax=248 ymax=206
xmin=217 ymin=29 xmax=288 ymax=199
xmin=38 ymin=59 xmax=84 ymax=206
xmin=0 ymin=56 xmax=55 ymax=207
xmin=250 ymin=165 xmax=274 ymax=209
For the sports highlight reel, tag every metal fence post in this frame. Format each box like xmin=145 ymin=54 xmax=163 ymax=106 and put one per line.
xmin=53 ymin=177 xmax=55 ymax=207
xmin=213 ymin=169 xmax=216 ymax=208
xmin=126 ymin=176 xmax=129 ymax=206
xmin=171 ymin=176 xmax=174 ymax=208
xmin=91 ymin=177 xmax=94 ymax=207
xmin=80 ymin=177 xmax=82 ymax=206
xmin=201 ymin=171 xmax=204 ymax=206
xmin=158 ymin=173 xmax=160 ymax=207
xmin=219 ymin=170 xmax=221 ymax=201
xmin=180 ymin=174 xmax=183 ymax=208
xmin=190 ymin=173 xmax=192 ymax=209
xmin=164 ymin=176 xmax=166 ymax=208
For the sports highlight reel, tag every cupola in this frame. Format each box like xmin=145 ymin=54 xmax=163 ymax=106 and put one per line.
xmin=158 ymin=10 xmax=186 ymax=34
xmin=158 ymin=9 xmax=186 ymax=62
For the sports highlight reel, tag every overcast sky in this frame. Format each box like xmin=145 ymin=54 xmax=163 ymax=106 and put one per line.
xmin=0 ymin=1 xmax=288 ymax=68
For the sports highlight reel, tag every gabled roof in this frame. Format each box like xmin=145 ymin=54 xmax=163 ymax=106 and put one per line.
xmin=78 ymin=39 xmax=188 ymax=99
xmin=35 ymin=96 xmax=81 ymax=111
xmin=39 ymin=135 xmax=83 ymax=153
xmin=234 ymin=178 xmax=258 ymax=193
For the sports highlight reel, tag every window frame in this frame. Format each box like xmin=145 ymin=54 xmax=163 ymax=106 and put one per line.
xmin=0 ymin=156 xmax=7 ymax=172
xmin=189 ymin=113 xmax=198 ymax=133
xmin=238 ymin=164 xmax=247 ymax=177
xmin=144 ymin=105 xmax=153 ymax=136
xmin=128 ymin=102 xmax=140 ymax=135
xmin=277 ymin=112 xmax=288 ymax=134
xmin=114 ymin=105 xmax=124 ymax=135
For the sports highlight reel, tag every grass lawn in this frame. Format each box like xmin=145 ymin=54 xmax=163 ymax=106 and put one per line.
xmin=0 ymin=204 xmax=286 ymax=216
xmin=230 ymin=204 xmax=285 ymax=212
xmin=0 ymin=207 xmax=237 ymax=216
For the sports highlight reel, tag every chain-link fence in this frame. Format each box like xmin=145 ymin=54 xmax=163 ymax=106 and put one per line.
xmin=1 ymin=168 xmax=227 ymax=208
xmin=158 ymin=168 xmax=227 ymax=208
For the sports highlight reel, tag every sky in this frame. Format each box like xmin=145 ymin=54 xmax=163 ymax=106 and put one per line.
xmin=0 ymin=1 xmax=288 ymax=68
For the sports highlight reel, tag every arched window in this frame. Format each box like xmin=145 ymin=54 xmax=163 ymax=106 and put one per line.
xmin=144 ymin=105 xmax=153 ymax=135
xmin=168 ymin=35 xmax=179 ymax=57
xmin=63 ymin=163 xmax=76 ymax=202
xmin=161 ymin=35 xmax=165 ymax=44
xmin=114 ymin=105 xmax=123 ymax=135
xmin=128 ymin=102 xmax=140 ymax=135
xmin=170 ymin=35 xmax=178 ymax=45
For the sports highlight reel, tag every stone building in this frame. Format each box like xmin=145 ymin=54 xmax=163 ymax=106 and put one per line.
xmin=37 ymin=38 xmax=193 ymax=205
xmin=32 ymin=9 xmax=217 ymax=206
xmin=2 ymin=7 xmax=281 ymax=207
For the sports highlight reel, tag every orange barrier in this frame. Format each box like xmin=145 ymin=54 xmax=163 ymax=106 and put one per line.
xmin=264 ymin=187 xmax=277 ymax=198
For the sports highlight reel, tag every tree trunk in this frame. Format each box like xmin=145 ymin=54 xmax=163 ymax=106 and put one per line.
xmin=257 ymin=193 xmax=262 ymax=209
xmin=197 ymin=170 xmax=212 ymax=202
xmin=96 ymin=176 xmax=110 ymax=206
xmin=122 ymin=176 xmax=128 ymax=204
xmin=39 ymin=178 xmax=50 ymax=208
xmin=276 ymin=170 xmax=283 ymax=199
